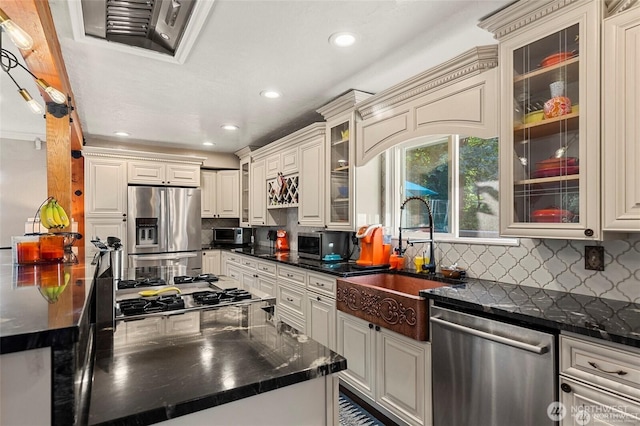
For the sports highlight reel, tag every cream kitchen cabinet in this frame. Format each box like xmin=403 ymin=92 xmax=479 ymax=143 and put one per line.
xmin=276 ymin=264 xmax=307 ymax=330
xmin=250 ymin=159 xmax=282 ymax=226
xmin=298 ymin=135 xmax=325 ymax=227
xmin=201 ymin=170 xmax=217 ymax=218
xmin=317 ymin=91 xmax=380 ymax=231
xmin=480 ymin=0 xmax=602 ymax=240
xmin=216 ymin=170 xmax=240 ymax=218
xmin=266 ymin=147 xmax=298 ymax=179
xmin=85 ymin=156 xmax=128 ymax=218
xmin=306 ymin=272 xmax=337 ymax=351
xmin=602 ymin=5 xmax=640 ymax=232
xmin=337 ymin=311 xmax=432 ymax=426
xmin=202 ymin=170 xmax=240 ymax=218
xmin=128 ymin=160 xmax=200 ymax=187
xmin=201 ymin=249 xmax=221 ymax=276
xmin=239 ymin=158 xmax=251 ymax=227
xmin=559 ymin=334 xmax=640 ymax=425
xmin=84 ymin=218 xmax=127 ymax=260
xmin=256 ymin=260 xmax=277 ymax=297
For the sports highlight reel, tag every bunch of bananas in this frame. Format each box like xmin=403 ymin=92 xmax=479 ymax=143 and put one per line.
xmin=38 ymin=272 xmax=71 ymax=304
xmin=39 ymin=197 xmax=70 ymax=229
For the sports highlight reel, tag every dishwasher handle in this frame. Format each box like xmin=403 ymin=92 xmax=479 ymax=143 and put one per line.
xmin=430 ymin=316 xmax=550 ymax=355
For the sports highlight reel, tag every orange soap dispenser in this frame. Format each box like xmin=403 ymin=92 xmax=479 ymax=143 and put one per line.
xmin=355 ymin=224 xmax=389 ymax=268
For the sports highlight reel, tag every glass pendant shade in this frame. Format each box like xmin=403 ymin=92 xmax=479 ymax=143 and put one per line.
xmin=0 ymin=10 xmax=34 ymax=50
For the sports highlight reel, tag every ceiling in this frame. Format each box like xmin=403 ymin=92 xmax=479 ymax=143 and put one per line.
xmin=1 ymin=0 xmax=512 ymax=154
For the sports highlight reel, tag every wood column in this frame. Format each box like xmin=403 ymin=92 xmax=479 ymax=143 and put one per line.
xmin=45 ymin=109 xmax=71 ymax=228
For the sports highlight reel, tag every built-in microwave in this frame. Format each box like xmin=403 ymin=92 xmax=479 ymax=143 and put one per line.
xmin=212 ymin=227 xmax=252 ymax=246
xmin=298 ymin=231 xmax=349 ymax=261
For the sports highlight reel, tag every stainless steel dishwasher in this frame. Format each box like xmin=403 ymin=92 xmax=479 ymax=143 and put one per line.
xmin=430 ymin=305 xmax=557 ymax=426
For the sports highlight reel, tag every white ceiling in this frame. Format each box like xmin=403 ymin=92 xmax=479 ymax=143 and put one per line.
xmin=1 ymin=0 xmax=512 ymax=153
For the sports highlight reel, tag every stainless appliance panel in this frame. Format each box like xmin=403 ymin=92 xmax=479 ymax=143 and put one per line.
xmin=430 ymin=306 xmax=556 ymax=426
xmin=128 ymin=252 xmax=201 ymax=274
xmin=166 ymin=187 xmax=201 ymax=252
xmin=212 ymin=227 xmax=251 ymax=245
xmin=128 ymin=186 xmax=166 ymax=254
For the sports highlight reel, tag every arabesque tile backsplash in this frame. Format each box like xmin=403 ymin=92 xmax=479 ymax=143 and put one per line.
xmin=403 ymin=235 xmax=640 ymax=303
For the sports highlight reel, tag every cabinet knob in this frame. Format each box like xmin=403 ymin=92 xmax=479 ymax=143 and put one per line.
xmin=203 ymin=252 xmax=206 ymax=255
xmin=317 ymin=296 xmax=321 ymax=301
xmin=560 ymin=383 xmax=572 ymax=393
xmin=167 ymin=181 xmax=171 ymax=184
xmin=122 ymin=213 xmax=127 ymax=217
xmin=122 ymin=218 xmax=126 ymax=222
xmin=162 ymin=181 xmax=165 ymax=184
xmin=584 ymin=229 xmax=594 ymax=237
xmin=375 ymin=325 xmax=381 ymax=331
xmin=368 ymin=323 xmax=373 ymax=329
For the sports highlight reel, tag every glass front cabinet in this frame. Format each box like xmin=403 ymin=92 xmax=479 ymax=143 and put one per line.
xmin=483 ymin=0 xmax=602 ymax=240
xmin=327 ymin=117 xmax=352 ymax=228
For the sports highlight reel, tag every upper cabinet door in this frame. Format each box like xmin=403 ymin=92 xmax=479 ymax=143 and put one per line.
xmin=497 ymin=1 xmax=601 ymax=240
xmin=216 ymin=170 xmax=240 ymax=218
xmin=326 ymin=116 xmax=352 ymax=230
xmin=85 ymin=157 xmax=127 ymax=217
xmin=128 ymin=160 xmax=166 ymax=185
xmin=201 ymin=170 xmax=216 ymax=218
xmin=602 ymin=6 xmax=640 ymax=232
xmin=165 ymin=164 xmax=200 ymax=187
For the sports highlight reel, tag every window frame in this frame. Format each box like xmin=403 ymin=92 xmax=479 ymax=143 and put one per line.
xmin=386 ymin=134 xmax=519 ymax=247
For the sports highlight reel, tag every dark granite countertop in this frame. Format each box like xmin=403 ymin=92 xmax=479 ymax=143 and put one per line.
xmin=419 ymin=279 xmax=640 ymax=348
xmin=0 ymin=250 xmax=94 ymax=354
xmin=223 ymin=246 xmax=390 ymax=277
xmin=89 ymin=305 xmax=346 ymax=425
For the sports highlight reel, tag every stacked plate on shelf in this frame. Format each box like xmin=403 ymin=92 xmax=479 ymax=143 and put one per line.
xmin=531 ymin=157 xmax=579 ymax=178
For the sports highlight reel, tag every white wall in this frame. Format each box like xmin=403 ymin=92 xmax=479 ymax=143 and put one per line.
xmin=0 ymin=138 xmax=47 ymax=248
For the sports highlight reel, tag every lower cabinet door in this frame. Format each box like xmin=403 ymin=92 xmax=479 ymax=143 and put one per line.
xmin=337 ymin=312 xmax=374 ymax=399
xmin=307 ymin=292 xmax=336 ymax=352
xmin=124 ymin=317 xmax=164 ymax=342
xmin=560 ymin=376 xmax=640 ymax=425
xmin=376 ymin=328 xmax=430 ymax=426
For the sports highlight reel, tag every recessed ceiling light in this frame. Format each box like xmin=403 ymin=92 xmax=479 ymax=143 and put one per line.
xmin=260 ymin=90 xmax=281 ymax=99
xmin=203 ymin=141 xmax=215 ymax=146
xmin=329 ymin=32 xmax=356 ymax=47
xmin=114 ymin=131 xmax=130 ymax=137
xmin=221 ymin=124 xmax=239 ymax=131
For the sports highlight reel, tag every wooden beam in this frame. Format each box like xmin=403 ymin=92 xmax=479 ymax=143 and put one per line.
xmin=0 ymin=0 xmax=83 ymax=150
xmin=46 ymin=110 xmax=72 ymax=229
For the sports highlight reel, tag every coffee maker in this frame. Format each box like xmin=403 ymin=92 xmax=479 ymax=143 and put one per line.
xmin=355 ymin=224 xmax=390 ymax=268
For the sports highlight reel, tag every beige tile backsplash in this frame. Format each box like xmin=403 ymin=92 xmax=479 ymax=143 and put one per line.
xmin=403 ymin=234 xmax=640 ymax=303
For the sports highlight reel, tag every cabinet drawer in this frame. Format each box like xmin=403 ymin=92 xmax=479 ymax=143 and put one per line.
xmin=224 ymin=253 xmax=241 ymax=265
xmin=257 ymin=260 xmax=276 ymax=276
xmin=165 ymin=312 xmax=200 ymax=335
xmin=239 ymin=256 xmax=257 ymax=270
xmin=226 ymin=265 xmax=243 ymax=282
xmin=123 ymin=317 xmax=164 ymax=341
xmin=307 ymin=272 xmax=336 ymax=297
xmin=560 ymin=335 xmax=640 ymax=401
xmin=277 ymin=282 xmax=306 ymax=317
xmin=278 ymin=265 xmax=306 ymax=285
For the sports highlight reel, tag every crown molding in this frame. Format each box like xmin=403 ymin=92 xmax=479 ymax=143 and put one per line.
xmin=479 ymin=0 xmax=584 ymax=39
xmin=234 ymin=146 xmax=259 ymax=160
xmin=252 ymin=122 xmax=326 ymax=159
xmin=82 ymin=146 xmax=205 ymax=164
xmin=356 ymin=45 xmax=498 ymax=120
xmin=316 ymin=90 xmax=373 ymax=119
xmin=605 ymin=0 xmax=639 ymax=15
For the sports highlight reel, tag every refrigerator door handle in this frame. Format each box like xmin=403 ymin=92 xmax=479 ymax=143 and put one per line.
xmin=430 ymin=316 xmax=549 ymax=354
xmin=160 ymin=188 xmax=168 ymax=251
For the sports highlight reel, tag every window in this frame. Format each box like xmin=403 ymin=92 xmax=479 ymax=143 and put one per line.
xmin=389 ymin=134 xmax=515 ymax=245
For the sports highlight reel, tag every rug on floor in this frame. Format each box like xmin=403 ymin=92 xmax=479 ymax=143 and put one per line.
xmin=338 ymin=392 xmax=385 ymax=426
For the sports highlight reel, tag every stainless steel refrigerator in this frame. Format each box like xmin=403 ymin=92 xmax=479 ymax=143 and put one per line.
xmin=127 ymin=186 xmax=202 ymax=273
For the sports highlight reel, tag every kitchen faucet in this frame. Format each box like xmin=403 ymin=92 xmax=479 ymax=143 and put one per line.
xmin=398 ymin=196 xmax=436 ymax=273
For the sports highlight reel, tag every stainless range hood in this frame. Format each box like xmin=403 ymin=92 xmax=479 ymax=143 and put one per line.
xmin=81 ymin=0 xmax=196 ymax=56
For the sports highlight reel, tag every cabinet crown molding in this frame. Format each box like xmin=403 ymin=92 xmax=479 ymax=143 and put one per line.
xmin=605 ymin=0 xmax=639 ymax=15
xmin=234 ymin=146 xmax=258 ymax=160
xmin=478 ymin=0 xmax=585 ymax=39
xmin=82 ymin=146 xmax=205 ymax=165
xmin=356 ymin=45 xmax=498 ymax=120
xmin=252 ymin=122 xmax=325 ymax=160
xmin=316 ymin=90 xmax=373 ymax=119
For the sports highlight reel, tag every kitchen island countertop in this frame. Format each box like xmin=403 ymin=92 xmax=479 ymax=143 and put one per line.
xmin=420 ymin=279 xmax=640 ymax=348
xmin=89 ymin=304 xmax=346 ymax=425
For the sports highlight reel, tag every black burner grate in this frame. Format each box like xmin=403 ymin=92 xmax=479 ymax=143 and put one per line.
xmin=118 ymin=277 xmax=167 ymax=290
xmin=119 ymin=295 xmax=185 ymax=316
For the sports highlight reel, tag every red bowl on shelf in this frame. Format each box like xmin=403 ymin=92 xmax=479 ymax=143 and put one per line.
xmin=536 ymin=157 xmax=578 ymax=170
xmin=531 ymin=165 xmax=580 ymax=178
xmin=540 ymin=52 xmax=575 ymax=67
xmin=532 ymin=208 xmax=575 ymax=223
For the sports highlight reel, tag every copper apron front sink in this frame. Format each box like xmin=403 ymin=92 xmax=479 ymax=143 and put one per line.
xmin=336 ymin=274 xmax=446 ymax=341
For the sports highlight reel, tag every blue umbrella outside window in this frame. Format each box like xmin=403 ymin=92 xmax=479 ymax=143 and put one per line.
xmin=405 ymin=181 xmax=437 ymax=197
